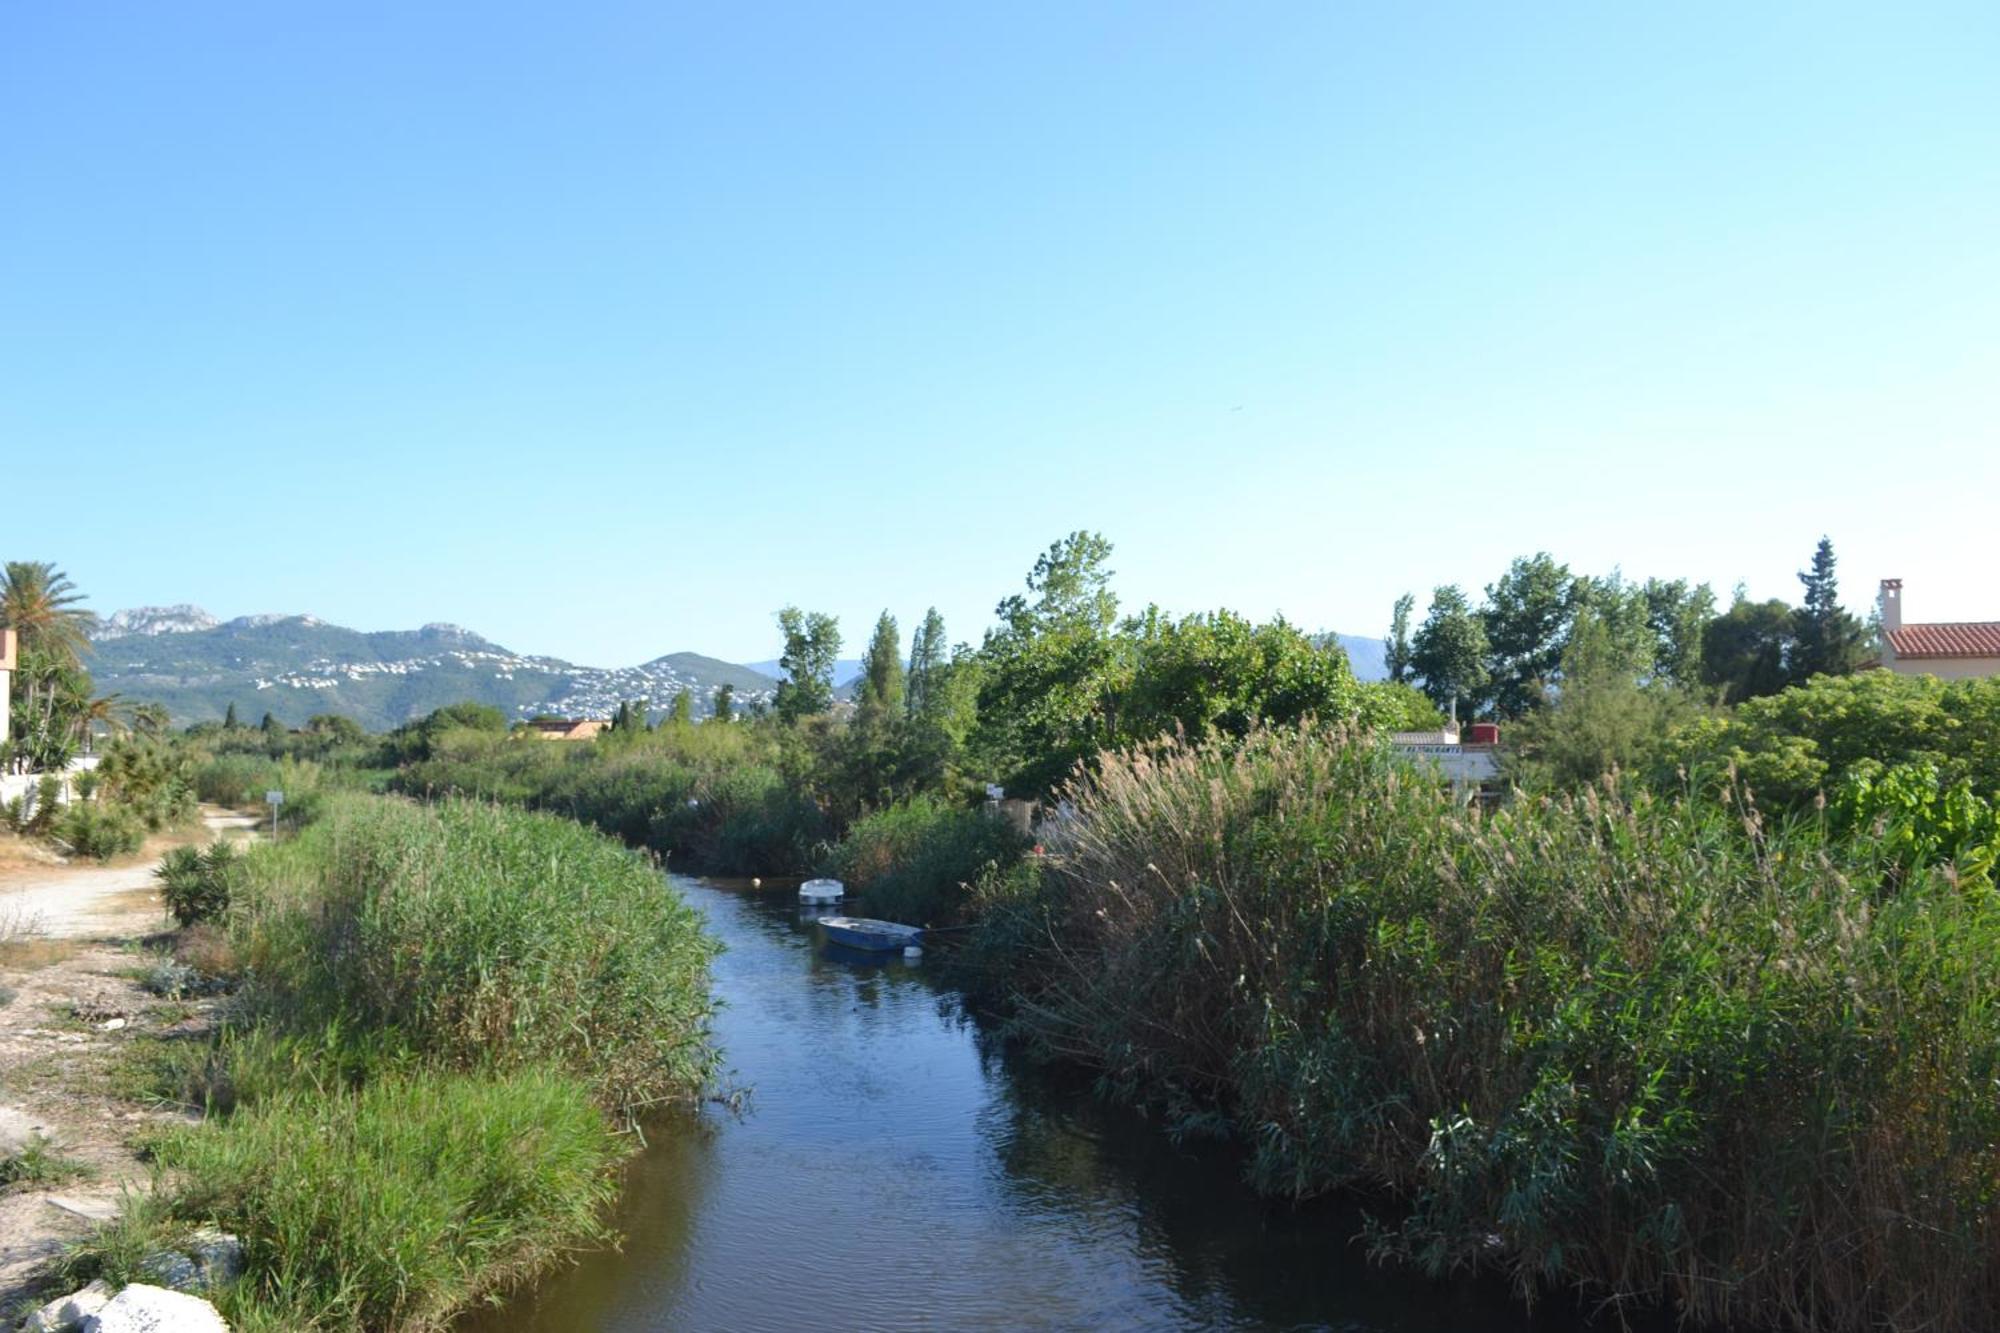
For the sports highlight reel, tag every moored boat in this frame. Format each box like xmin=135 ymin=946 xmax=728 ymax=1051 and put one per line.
xmin=799 ymin=877 xmax=845 ymax=903
xmin=817 ymin=916 xmax=923 ymax=952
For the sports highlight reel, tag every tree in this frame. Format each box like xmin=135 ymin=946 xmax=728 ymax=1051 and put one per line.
xmin=1701 ymin=594 xmax=1797 ymax=704
xmin=1505 ymin=607 xmax=1704 ymax=790
xmin=997 ymin=531 xmax=1118 ymax=637
xmin=1410 ymin=585 xmax=1490 ymax=720
xmin=1642 ymin=578 xmax=1716 ymax=690
xmin=668 ymin=691 xmax=692 ymax=725
xmin=773 ymin=607 xmax=842 ymax=723
xmin=1385 ymin=593 xmax=1415 ymax=684
xmin=1481 ymin=553 xmax=1578 ymax=718
xmin=711 ymin=682 xmax=735 ymax=722
xmin=1793 ymin=536 xmax=1867 ymax=682
xmin=906 ymin=608 xmax=948 ymax=721
xmin=0 ymin=562 xmax=94 ymax=670
xmin=856 ymin=611 xmax=904 ymax=732
xmin=260 ymin=712 xmax=283 ymax=739
xmin=224 ymin=702 xmax=240 ymax=731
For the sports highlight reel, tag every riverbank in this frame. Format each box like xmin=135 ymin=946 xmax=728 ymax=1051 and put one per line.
xmin=0 ymin=809 xmax=259 ymax=1306
xmin=10 ymin=793 xmax=721 ymax=1332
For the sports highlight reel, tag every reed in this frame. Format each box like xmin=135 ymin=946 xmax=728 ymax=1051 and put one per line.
xmin=966 ymin=726 xmax=2000 ymax=1332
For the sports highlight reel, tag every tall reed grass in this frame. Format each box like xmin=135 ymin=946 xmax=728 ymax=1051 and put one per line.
xmin=966 ymin=726 xmax=2000 ymax=1332
xmin=233 ymin=792 xmax=719 ymax=1112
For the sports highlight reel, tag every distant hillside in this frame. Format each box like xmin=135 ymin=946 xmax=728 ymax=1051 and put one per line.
xmin=1331 ymin=633 xmax=1389 ymax=682
xmin=88 ymin=608 xmax=779 ymax=731
xmin=747 ymin=658 xmax=866 ymax=688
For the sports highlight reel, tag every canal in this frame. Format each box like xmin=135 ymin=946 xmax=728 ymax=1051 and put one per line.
xmin=464 ymin=876 xmax=1611 ymax=1332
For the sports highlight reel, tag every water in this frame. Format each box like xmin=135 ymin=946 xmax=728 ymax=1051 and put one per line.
xmin=463 ymin=878 xmax=1607 ymax=1332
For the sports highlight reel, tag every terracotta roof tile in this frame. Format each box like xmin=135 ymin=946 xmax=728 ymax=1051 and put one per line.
xmin=1888 ymin=623 xmax=2000 ymax=659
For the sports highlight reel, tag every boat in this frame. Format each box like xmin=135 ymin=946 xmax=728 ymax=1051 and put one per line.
xmin=817 ymin=916 xmax=924 ymax=953
xmin=798 ymin=878 xmax=845 ymax=903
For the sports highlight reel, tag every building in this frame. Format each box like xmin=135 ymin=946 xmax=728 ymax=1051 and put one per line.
xmin=1876 ymin=580 xmax=2000 ymax=680
xmin=0 ymin=627 xmax=14 ymax=753
xmin=526 ymin=717 xmax=613 ymax=741
xmin=1390 ymin=721 xmax=1502 ymax=801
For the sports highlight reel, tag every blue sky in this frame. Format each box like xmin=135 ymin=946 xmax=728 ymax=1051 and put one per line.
xmin=4 ymin=4 xmax=1996 ymax=666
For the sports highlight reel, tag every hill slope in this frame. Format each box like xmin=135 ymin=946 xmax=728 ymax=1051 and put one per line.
xmin=89 ymin=610 xmax=778 ymax=731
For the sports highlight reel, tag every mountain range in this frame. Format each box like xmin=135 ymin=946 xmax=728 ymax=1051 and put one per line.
xmin=84 ymin=608 xmax=1387 ymax=732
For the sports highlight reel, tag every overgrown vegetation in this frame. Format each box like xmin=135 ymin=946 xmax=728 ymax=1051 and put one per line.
xmin=68 ymin=791 xmax=720 ymax=1331
xmin=964 ymin=725 xmax=2000 ymax=1332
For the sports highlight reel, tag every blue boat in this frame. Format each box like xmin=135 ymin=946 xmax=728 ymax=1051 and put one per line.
xmin=817 ymin=916 xmax=924 ymax=953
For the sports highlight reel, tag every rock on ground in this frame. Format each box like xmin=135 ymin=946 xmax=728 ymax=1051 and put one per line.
xmin=78 ymin=1284 xmax=228 ymax=1333
xmin=20 ymin=1278 xmax=112 ymax=1332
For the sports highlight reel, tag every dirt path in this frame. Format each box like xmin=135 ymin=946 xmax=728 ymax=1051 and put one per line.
xmin=0 ymin=811 xmax=260 ymax=939
xmin=0 ymin=808 xmax=260 ymax=1307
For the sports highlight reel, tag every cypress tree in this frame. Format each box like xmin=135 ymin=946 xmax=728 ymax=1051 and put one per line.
xmin=1793 ymin=536 xmax=1865 ymax=682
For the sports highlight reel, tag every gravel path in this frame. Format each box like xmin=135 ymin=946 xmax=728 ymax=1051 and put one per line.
xmin=0 ymin=811 xmax=259 ymax=939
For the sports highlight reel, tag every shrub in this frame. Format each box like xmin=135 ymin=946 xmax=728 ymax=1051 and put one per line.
xmin=155 ymin=840 xmax=245 ymax=927
xmin=83 ymin=1065 xmax=621 ymax=1333
xmin=232 ymin=794 xmax=719 ymax=1113
xmin=968 ymin=725 xmax=2000 ymax=1333
xmin=831 ymin=796 xmax=1027 ymax=925
xmin=53 ymin=803 xmax=145 ymax=861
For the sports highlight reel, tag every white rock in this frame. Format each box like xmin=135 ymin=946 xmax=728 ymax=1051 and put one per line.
xmin=79 ymin=1284 xmax=228 ymax=1333
xmin=100 ymin=1019 xmax=126 ymax=1032
xmin=21 ymin=1278 xmax=113 ymax=1332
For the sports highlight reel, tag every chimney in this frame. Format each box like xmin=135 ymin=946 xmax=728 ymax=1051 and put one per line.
xmin=1879 ymin=578 xmax=1903 ymax=633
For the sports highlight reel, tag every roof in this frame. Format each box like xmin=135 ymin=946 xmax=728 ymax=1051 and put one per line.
xmin=1887 ymin=623 xmax=2000 ymax=659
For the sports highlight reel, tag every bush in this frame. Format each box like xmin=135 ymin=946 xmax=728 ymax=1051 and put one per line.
xmin=155 ymin=840 xmax=244 ymax=927
xmin=53 ymin=802 xmax=145 ymax=861
xmin=968 ymin=725 xmax=2000 ymax=1333
xmin=831 ymin=796 xmax=1027 ymax=925
xmin=85 ymin=1065 xmax=621 ymax=1333
xmin=232 ymin=794 xmax=719 ymax=1113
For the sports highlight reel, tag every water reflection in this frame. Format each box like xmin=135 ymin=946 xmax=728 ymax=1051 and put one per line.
xmin=461 ymin=878 xmax=1630 ymax=1333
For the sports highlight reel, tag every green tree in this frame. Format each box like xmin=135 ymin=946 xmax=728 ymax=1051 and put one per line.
xmin=855 ymin=611 xmax=905 ymax=732
xmin=773 ymin=607 xmax=842 ymax=723
xmin=1505 ymin=607 xmax=1705 ymax=790
xmin=1642 ymin=578 xmax=1716 ymax=690
xmin=711 ymin=682 xmax=734 ymax=722
xmin=224 ymin=701 xmax=240 ymax=730
xmin=260 ymin=712 xmax=284 ymax=740
xmin=1480 ymin=553 xmax=1578 ymax=717
xmin=668 ymin=691 xmax=692 ymax=725
xmin=1792 ymin=536 xmax=1866 ymax=682
xmin=997 ymin=531 xmax=1118 ymax=637
xmin=1410 ymin=585 xmax=1490 ymax=720
xmin=1701 ymin=594 xmax=1797 ymax=703
xmin=905 ymin=607 xmax=948 ymax=722
xmin=1385 ymin=593 xmax=1415 ymax=684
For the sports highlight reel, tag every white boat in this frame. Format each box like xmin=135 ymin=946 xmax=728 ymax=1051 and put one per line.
xmin=798 ymin=877 xmax=845 ymax=903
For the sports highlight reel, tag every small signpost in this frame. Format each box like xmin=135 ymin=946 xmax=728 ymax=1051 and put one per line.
xmin=265 ymin=789 xmax=284 ymax=839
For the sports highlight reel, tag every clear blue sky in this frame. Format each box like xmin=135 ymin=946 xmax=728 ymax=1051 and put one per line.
xmin=5 ymin=4 xmax=1996 ymax=666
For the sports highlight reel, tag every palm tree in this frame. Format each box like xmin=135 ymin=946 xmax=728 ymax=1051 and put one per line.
xmin=2 ymin=563 xmax=97 ymax=771
xmin=72 ymin=693 xmax=129 ymax=753
xmin=131 ymin=702 xmax=171 ymax=737
xmin=0 ymin=562 xmax=96 ymax=668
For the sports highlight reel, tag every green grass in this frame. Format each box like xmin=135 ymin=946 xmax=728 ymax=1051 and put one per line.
xmin=830 ymin=796 xmax=1027 ymax=925
xmin=0 ymin=1133 xmax=96 ymax=1191
xmin=232 ymin=793 xmax=719 ymax=1113
xmin=965 ymin=725 xmax=2000 ymax=1333
xmin=76 ymin=1064 xmax=621 ymax=1333
xmin=62 ymin=790 xmax=721 ymax=1332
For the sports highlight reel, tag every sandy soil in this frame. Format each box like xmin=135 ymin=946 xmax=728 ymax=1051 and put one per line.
xmin=0 ymin=809 xmax=259 ymax=1307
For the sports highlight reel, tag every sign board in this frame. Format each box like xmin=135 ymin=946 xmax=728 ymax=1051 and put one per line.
xmin=265 ymin=790 xmax=284 ymax=807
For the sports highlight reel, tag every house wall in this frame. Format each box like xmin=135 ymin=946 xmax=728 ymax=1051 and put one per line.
xmin=1883 ymin=656 xmax=2000 ymax=681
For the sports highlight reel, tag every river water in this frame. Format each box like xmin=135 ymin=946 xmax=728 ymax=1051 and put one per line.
xmin=462 ymin=877 xmax=1606 ymax=1332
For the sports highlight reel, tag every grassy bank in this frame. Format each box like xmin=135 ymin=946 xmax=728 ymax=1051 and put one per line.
xmin=72 ymin=792 xmax=719 ymax=1331
xmin=961 ymin=726 xmax=2000 ymax=1333
xmin=391 ymin=724 xmax=828 ymax=876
